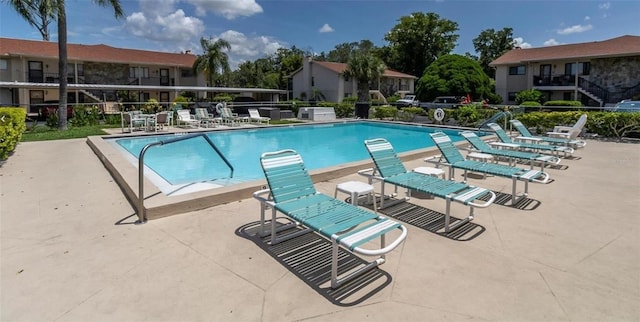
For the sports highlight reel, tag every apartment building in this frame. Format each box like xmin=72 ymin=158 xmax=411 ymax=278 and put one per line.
xmin=490 ymin=35 xmax=640 ymax=106
xmin=290 ymin=57 xmax=417 ymax=102
xmin=0 ymin=37 xmax=285 ymax=115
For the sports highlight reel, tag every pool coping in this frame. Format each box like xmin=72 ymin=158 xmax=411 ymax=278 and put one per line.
xmin=87 ymin=120 xmax=477 ymax=220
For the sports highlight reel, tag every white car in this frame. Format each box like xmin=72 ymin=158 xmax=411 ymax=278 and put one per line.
xmin=397 ymin=94 xmax=420 ymax=107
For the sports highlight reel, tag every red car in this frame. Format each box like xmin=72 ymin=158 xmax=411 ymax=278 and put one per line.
xmin=39 ymin=101 xmax=74 ymax=119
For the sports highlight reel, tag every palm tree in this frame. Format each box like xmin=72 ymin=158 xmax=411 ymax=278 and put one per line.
xmin=344 ymin=51 xmax=386 ymax=103
xmin=192 ymin=37 xmax=231 ymax=89
xmin=6 ymin=0 xmax=124 ymax=129
xmin=56 ymin=0 xmax=123 ymax=129
xmin=4 ymin=0 xmax=56 ymax=40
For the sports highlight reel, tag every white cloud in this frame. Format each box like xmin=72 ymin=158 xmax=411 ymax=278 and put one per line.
xmin=319 ymin=24 xmax=334 ymax=33
xmin=543 ymin=38 xmax=561 ymax=46
xmin=557 ymin=24 xmax=593 ymax=35
xmin=124 ymin=9 xmax=204 ymax=42
xmin=513 ymin=37 xmax=532 ymax=48
xmin=214 ymin=30 xmax=285 ymax=69
xmin=584 ymin=16 xmax=591 ymax=21
xmin=185 ymin=0 xmax=263 ymax=19
xmin=120 ymin=0 xmax=276 ymax=69
xmin=598 ymin=2 xmax=610 ymax=10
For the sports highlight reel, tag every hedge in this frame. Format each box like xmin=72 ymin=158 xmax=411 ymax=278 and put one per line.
xmin=515 ymin=111 xmax=640 ymax=139
xmin=0 ymin=107 xmax=27 ymax=160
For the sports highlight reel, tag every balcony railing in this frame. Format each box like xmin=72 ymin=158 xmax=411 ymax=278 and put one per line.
xmin=533 ymin=74 xmax=575 ymax=86
xmin=24 ymin=73 xmax=192 ymax=87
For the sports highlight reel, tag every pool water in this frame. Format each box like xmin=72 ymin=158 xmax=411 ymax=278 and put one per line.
xmin=111 ymin=121 xmax=469 ymax=187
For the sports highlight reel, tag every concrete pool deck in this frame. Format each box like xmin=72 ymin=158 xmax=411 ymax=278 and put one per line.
xmin=1 ymin=135 xmax=639 ymax=321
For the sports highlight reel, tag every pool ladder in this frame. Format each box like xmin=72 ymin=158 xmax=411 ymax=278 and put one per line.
xmin=136 ymin=133 xmax=234 ymax=223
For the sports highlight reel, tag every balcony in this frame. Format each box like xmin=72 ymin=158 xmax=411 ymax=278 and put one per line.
xmin=533 ymin=75 xmax=576 ymax=87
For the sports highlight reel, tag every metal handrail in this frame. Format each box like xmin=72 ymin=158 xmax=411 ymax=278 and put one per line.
xmin=136 ymin=133 xmax=234 ymax=223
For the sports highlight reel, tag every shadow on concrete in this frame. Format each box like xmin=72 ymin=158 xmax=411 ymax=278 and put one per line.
xmin=356 ymin=198 xmax=486 ymax=241
xmin=236 ymin=220 xmax=392 ymax=307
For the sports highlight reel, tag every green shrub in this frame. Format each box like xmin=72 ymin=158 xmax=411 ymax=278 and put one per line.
xmin=334 ymin=103 xmax=354 ymax=118
xmin=386 ymin=94 xmax=401 ymax=103
xmin=515 ymin=89 xmax=543 ymax=104
xmin=104 ymin=113 xmax=121 ymax=125
xmin=212 ymin=94 xmax=233 ymax=102
xmin=342 ymin=96 xmax=357 ymax=105
xmin=45 ymin=112 xmax=58 ymax=128
xmin=543 ymin=100 xmax=582 ymax=107
xmin=142 ymin=98 xmax=160 ymax=113
xmin=452 ymin=104 xmax=481 ymax=126
xmin=520 ymin=101 xmax=542 ymax=106
xmin=372 ymin=106 xmax=398 ymax=119
xmin=69 ymin=105 xmax=101 ymax=127
xmin=397 ymin=107 xmax=425 ymax=122
xmin=0 ymin=107 xmax=27 ymax=160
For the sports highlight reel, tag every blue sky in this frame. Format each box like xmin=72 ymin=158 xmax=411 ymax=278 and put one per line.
xmin=1 ymin=0 xmax=638 ymax=70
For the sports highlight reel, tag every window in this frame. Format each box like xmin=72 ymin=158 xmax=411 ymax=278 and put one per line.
xmin=181 ymin=69 xmax=194 ymax=77
xmin=142 ymin=67 xmax=149 ymax=78
xmin=129 ymin=67 xmax=137 ymax=78
xmin=77 ymin=64 xmax=84 ymax=76
xmin=67 ymin=63 xmax=75 ymax=76
xmin=0 ymin=59 xmax=7 ymax=70
xmin=509 ymin=65 xmax=526 ymax=75
xmin=565 ymin=62 xmax=590 ymax=76
xmin=507 ymin=92 xmax=518 ymax=101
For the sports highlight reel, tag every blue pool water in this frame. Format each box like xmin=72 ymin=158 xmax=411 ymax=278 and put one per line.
xmin=111 ymin=121 xmax=469 ymax=186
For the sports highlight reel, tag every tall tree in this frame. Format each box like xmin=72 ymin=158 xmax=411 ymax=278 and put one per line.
xmin=472 ymin=27 xmax=515 ymax=78
xmin=192 ymin=37 xmax=231 ymax=88
xmin=56 ymin=0 xmax=123 ymax=129
xmin=4 ymin=0 xmax=57 ymax=40
xmin=344 ymin=50 xmax=386 ymax=103
xmin=415 ymin=54 xmax=492 ymax=101
xmin=6 ymin=0 xmax=124 ymax=129
xmin=384 ymin=12 xmax=459 ymax=77
xmin=325 ymin=40 xmax=375 ymax=63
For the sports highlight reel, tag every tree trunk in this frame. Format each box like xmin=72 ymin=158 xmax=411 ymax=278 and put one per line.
xmin=57 ymin=0 xmax=67 ymax=130
xmin=357 ymin=81 xmax=369 ymax=102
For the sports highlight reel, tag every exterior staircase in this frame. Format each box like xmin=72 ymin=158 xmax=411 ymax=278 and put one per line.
xmin=80 ymin=89 xmax=103 ymax=103
xmin=578 ymin=77 xmax=640 ymax=107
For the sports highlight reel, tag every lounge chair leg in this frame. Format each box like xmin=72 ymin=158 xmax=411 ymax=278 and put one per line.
xmin=331 ymin=242 xmax=339 ymax=289
xmin=445 ymin=199 xmax=452 ymax=233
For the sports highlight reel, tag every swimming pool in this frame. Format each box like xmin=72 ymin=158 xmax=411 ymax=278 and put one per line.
xmin=108 ymin=121 xmax=470 ymax=194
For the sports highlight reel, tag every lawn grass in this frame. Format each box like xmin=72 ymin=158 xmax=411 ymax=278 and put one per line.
xmin=20 ymin=120 xmax=303 ymax=142
xmin=21 ymin=125 xmax=118 ymax=142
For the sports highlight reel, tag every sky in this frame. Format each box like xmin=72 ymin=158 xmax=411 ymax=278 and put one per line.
xmin=1 ymin=0 xmax=639 ymax=70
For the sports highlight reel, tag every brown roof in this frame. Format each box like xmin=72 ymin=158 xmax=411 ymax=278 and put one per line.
xmin=490 ymin=35 xmax=640 ymax=66
xmin=0 ymin=37 xmax=196 ymax=67
xmin=313 ymin=60 xmax=417 ymax=78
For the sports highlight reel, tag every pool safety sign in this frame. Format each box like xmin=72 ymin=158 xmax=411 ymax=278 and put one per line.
xmin=434 ymin=108 xmax=445 ymax=122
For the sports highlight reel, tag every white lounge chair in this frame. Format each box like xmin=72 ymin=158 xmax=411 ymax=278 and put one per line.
xmin=248 ymin=109 xmax=270 ymax=124
xmin=176 ymin=109 xmax=200 ymax=128
xmin=547 ymin=114 xmax=587 ymax=139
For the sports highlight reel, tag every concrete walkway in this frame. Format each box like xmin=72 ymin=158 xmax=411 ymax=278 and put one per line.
xmin=1 ymin=138 xmax=639 ymax=321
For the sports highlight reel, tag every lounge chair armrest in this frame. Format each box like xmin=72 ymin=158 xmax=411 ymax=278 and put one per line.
xmin=531 ymin=171 xmax=551 ymax=184
xmin=423 ymin=155 xmax=444 ymax=166
xmin=253 ymin=188 xmax=274 ymax=205
xmin=357 ymin=168 xmax=385 ymax=184
xmin=552 ymin=125 xmax=572 ymax=133
xmin=353 ymin=224 xmax=408 ymax=256
xmin=466 ymin=190 xmax=496 ymax=208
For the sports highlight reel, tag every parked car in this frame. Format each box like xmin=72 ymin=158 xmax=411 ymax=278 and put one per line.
xmin=422 ymin=96 xmax=465 ymax=109
xmin=39 ymin=100 xmax=74 ymax=119
xmin=612 ymin=100 xmax=640 ymax=112
xmin=396 ymin=94 xmax=420 ymax=107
